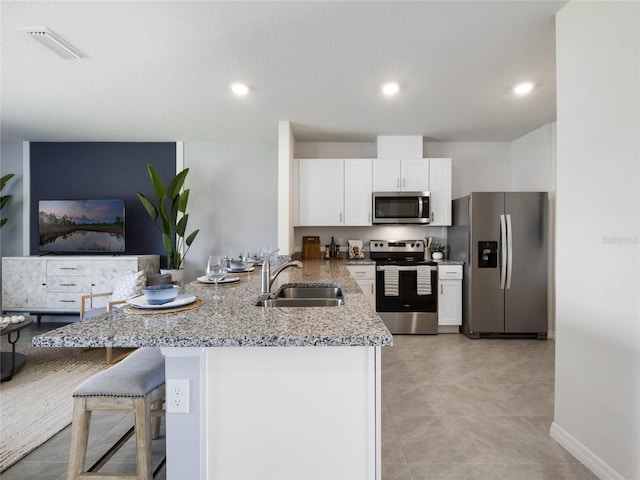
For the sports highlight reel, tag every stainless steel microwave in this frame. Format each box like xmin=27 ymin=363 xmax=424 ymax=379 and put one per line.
xmin=372 ymin=191 xmax=431 ymax=224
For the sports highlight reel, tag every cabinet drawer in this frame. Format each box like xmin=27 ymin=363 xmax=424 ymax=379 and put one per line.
xmin=46 ymin=292 xmax=89 ymax=310
xmin=347 ymin=265 xmax=375 ymax=280
xmin=47 ymin=276 xmax=92 ymax=293
xmin=438 ymin=265 xmax=462 ymax=280
xmin=47 ymin=260 xmax=92 ymax=276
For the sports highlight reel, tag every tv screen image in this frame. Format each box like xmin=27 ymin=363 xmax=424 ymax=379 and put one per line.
xmin=38 ymin=199 xmax=125 ymax=253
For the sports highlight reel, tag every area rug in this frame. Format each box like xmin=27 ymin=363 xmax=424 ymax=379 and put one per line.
xmin=0 ymin=345 xmax=110 ymax=472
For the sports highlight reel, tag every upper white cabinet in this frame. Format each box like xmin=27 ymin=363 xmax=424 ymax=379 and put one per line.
xmin=298 ymin=159 xmax=344 ymax=226
xmin=344 ymin=159 xmax=373 ymax=226
xmin=428 ymin=158 xmax=452 ymax=226
xmin=297 ymin=156 xmax=451 ymax=227
xmin=298 ymin=159 xmax=372 ymax=226
xmin=372 ymin=158 xmax=429 ymax=192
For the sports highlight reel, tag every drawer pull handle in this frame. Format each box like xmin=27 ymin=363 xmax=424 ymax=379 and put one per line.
xmin=60 ymin=283 xmax=77 ymax=286
xmin=60 ymin=267 xmax=78 ymax=270
xmin=60 ymin=300 xmax=77 ymax=303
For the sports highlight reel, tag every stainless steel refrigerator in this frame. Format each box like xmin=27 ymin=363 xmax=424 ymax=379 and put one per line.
xmin=448 ymin=192 xmax=548 ymax=339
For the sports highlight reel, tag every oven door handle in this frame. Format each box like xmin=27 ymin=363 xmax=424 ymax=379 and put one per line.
xmin=377 ymin=265 xmax=436 ymax=272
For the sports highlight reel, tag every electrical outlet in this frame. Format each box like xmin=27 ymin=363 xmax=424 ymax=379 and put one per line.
xmin=166 ymin=379 xmax=189 ymax=414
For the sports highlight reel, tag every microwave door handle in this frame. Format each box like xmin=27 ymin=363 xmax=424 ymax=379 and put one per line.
xmin=418 ymin=197 xmax=424 ymax=219
xmin=500 ymin=214 xmax=507 ymax=290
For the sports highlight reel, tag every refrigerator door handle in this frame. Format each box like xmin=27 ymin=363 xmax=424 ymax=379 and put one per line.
xmin=500 ymin=214 xmax=507 ymax=289
xmin=506 ymin=214 xmax=513 ymax=289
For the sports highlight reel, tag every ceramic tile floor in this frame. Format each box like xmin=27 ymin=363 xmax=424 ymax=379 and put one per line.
xmin=1 ymin=323 xmax=597 ymax=480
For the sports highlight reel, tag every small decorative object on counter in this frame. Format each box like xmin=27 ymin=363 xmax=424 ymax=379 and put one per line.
xmin=431 ymin=243 xmax=445 ymax=260
xmin=325 ymin=246 xmax=330 ymax=259
xmin=348 ymin=240 xmax=364 ymax=259
xmin=330 ymin=237 xmax=337 ymax=258
xmin=425 ymin=236 xmax=433 ymax=260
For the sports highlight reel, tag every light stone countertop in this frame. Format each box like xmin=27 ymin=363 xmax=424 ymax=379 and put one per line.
xmin=32 ymin=260 xmax=393 ymax=349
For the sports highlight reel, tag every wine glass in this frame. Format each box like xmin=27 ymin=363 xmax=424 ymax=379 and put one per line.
xmin=241 ymin=249 xmax=253 ymax=271
xmin=206 ymin=255 xmax=225 ymax=299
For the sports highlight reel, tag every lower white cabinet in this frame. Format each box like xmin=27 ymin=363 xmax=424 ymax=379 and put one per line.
xmin=437 ymin=265 xmax=462 ymax=326
xmin=347 ymin=264 xmax=376 ymax=307
xmin=1 ymin=255 xmax=159 ymax=313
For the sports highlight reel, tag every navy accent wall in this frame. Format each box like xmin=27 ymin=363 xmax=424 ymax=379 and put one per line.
xmin=30 ymin=142 xmax=176 ymax=263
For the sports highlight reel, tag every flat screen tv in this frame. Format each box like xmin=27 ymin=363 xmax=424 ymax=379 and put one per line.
xmin=38 ymin=199 xmax=125 ymax=254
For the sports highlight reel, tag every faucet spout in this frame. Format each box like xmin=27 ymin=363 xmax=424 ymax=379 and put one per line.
xmin=261 ymin=259 xmax=303 ymax=296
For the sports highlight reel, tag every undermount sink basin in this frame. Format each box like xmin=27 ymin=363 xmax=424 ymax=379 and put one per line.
xmin=255 ymin=298 xmax=345 ymax=307
xmin=255 ymin=284 xmax=345 ymax=307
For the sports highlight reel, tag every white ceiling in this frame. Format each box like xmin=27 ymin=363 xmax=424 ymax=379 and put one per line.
xmin=0 ymin=1 xmax=567 ymax=143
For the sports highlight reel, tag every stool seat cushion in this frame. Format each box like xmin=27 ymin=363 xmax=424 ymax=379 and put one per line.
xmin=73 ymin=347 xmax=165 ymax=398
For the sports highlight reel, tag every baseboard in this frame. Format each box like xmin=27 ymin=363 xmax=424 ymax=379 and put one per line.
xmin=549 ymin=422 xmax=625 ymax=480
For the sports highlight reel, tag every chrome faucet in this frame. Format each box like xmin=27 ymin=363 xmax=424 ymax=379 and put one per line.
xmin=260 ymin=253 xmax=303 ymax=296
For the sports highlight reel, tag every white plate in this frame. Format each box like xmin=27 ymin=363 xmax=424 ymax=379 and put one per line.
xmin=226 ymin=266 xmax=255 ymax=273
xmin=126 ymin=293 xmax=198 ymax=309
xmin=196 ymin=276 xmax=240 ymax=284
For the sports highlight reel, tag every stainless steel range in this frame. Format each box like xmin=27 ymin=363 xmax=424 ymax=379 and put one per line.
xmin=370 ymin=240 xmax=438 ymax=334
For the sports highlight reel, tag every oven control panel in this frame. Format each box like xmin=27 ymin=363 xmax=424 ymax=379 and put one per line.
xmin=369 ymin=240 xmax=425 ymax=253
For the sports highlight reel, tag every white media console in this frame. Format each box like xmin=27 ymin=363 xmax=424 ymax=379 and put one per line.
xmin=1 ymin=255 xmax=159 ymax=315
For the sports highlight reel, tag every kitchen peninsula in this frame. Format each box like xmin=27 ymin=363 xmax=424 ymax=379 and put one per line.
xmin=33 ymin=259 xmax=392 ymax=480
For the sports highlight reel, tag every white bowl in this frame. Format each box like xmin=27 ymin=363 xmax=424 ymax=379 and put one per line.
xmin=143 ymin=285 xmax=179 ymax=305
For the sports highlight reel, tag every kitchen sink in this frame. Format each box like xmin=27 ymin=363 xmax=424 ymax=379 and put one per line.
xmin=255 ymin=284 xmax=345 ymax=307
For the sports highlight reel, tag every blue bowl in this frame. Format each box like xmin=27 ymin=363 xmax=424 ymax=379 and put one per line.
xmin=143 ymin=285 xmax=179 ymax=305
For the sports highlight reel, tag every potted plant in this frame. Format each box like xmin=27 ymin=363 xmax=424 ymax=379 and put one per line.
xmin=137 ymin=165 xmax=199 ymax=283
xmin=1 ymin=173 xmax=15 ymax=228
xmin=431 ymin=243 xmax=445 ymax=260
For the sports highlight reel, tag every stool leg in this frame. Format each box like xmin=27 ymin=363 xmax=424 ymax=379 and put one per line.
xmin=133 ymin=397 xmax=153 ymax=480
xmin=67 ymin=398 xmax=91 ymax=480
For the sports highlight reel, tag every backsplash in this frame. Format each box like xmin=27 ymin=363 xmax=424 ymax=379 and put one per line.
xmin=294 ymin=225 xmax=449 ymax=257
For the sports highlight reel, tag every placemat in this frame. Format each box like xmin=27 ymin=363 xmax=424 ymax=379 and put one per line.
xmin=123 ymin=297 xmax=204 ymax=315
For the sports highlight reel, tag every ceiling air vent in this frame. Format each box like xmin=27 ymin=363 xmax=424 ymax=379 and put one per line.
xmin=20 ymin=28 xmax=86 ymax=59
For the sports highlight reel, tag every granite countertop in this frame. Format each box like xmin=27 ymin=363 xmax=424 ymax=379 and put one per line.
xmin=33 ymin=260 xmax=393 ymax=349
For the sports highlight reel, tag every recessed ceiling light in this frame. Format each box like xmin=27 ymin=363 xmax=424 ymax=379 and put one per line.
xmin=231 ymin=83 xmax=250 ymax=96
xmin=381 ymin=82 xmax=400 ymax=96
xmin=514 ymin=82 xmax=534 ymax=95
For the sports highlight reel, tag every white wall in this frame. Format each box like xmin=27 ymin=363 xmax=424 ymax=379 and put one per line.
xmin=552 ymin=3 xmax=639 ymax=480
xmin=424 ymin=141 xmax=512 ymax=198
xmin=0 ymin=140 xmax=26 ymax=257
xmin=511 ymin=123 xmax=554 ymax=191
xmin=183 ymin=141 xmax=278 ymax=281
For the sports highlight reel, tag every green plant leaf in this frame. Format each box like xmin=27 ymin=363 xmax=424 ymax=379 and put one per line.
xmin=167 ymin=169 xmax=189 ymax=201
xmin=177 ymin=189 xmax=190 ymax=213
xmin=185 ymin=229 xmax=199 ymax=247
xmin=147 ymin=164 xmax=166 ymax=200
xmin=1 ymin=173 xmax=15 ymax=191
xmin=176 ymin=214 xmax=188 ymax=237
xmin=0 ymin=195 xmax=12 ymax=211
xmin=136 ymin=193 xmax=158 ymax=220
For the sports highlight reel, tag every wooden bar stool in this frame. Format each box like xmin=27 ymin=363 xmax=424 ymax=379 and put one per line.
xmin=67 ymin=347 xmax=166 ymax=480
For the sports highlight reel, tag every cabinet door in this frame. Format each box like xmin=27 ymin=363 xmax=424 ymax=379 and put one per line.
xmin=438 ymin=280 xmax=462 ymax=326
xmin=428 ymin=158 xmax=452 ymax=226
xmin=298 ymin=159 xmax=344 ymax=226
xmin=372 ymin=159 xmax=401 ymax=191
xmin=344 ymin=159 xmax=372 ymax=226
xmin=402 ymin=158 xmax=430 ymax=191
xmin=347 ymin=265 xmax=376 ymax=307
xmin=1 ymin=258 xmax=47 ymax=309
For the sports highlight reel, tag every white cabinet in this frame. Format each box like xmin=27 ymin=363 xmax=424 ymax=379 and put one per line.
xmin=344 ymin=159 xmax=372 ymax=226
xmin=347 ymin=265 xmax=376 ymax=306
xmin=298 ymin=159 xmax=372 ymax=226
xmin=437 ymin=265 xmax=462 ymax=327
xmin=372 ymin=158 xmax=429 ymax=192
xmin=1 ymin=255 xmax=159 ymax=314
xmin=429 ymin=158 xmax=452 ymax=226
